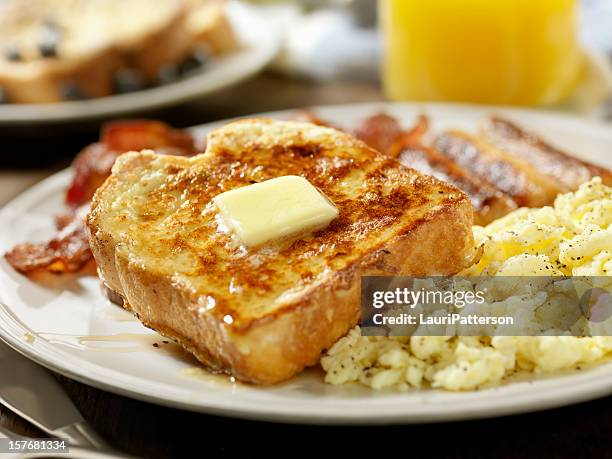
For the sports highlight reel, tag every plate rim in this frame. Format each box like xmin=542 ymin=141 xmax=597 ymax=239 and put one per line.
xmin=1 ymin=101 xmax=612 ymax=425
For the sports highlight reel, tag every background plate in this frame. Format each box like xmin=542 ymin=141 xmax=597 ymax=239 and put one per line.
xmin=0 ymin=2 xmax=281 ymax=125
xmin=0 ymin=102 xmax=611 ymax=424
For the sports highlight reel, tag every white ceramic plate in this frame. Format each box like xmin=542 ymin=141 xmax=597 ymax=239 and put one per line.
xmin=1 ymin=103 xmax=612 ymax=425
xmin=0 ymin=2 xmax=281 ymax=125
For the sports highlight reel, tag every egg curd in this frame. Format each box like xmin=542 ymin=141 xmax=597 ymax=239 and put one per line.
xmin=322 ymin=178 xmax=612 ymax=391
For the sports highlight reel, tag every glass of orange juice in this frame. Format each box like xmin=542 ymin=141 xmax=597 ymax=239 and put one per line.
xmin=380 ymin=0 xmax=583 ymax=106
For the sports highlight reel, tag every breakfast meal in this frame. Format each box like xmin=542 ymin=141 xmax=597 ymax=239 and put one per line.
xmin=3 ymin=110 xmax=611 ymax=390
xmin=0 ymin=0 xmax=236 ymax=104
xmin=87 ymin=119 xmax=474 ymax=384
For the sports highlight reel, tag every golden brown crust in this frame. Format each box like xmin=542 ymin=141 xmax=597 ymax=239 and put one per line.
xmin=480 ymin=116 xmax=612 ymax=189
xmin=398 ymin=143 xmax=517 ymax=225
xmin=88 ymin=119 xmax=475 ymax=384
xmin=434 ymin=130 xmax=561 ymax=208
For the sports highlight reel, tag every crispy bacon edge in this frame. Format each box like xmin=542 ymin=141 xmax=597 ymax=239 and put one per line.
xmin=5 ymin=205 xmax=91 ymax=274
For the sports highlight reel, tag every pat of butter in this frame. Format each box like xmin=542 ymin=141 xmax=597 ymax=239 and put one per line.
xmin=213 ymin=175 xmax=338 ymax=247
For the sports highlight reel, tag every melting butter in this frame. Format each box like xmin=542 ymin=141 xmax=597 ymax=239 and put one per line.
xmin=213 ymin=175 xmax=338 ymax=247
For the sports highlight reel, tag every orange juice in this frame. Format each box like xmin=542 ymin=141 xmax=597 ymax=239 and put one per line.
xmin=380 ymin=0 xmax=583 ymax=105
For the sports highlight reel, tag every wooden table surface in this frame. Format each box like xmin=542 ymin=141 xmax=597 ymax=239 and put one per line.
xmin=0 ymin=74 xmax=611 ymax=458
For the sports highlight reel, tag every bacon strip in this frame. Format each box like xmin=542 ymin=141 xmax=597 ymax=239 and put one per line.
xmin=353 ymin=113 xmax=404 ymax=157
xmin=66 ymin=120 xmax=197 ymax=207
xmin=65 ymin=143 xmax=119 ymax=208
xmin=387 ymin=115 xmax=429 ymax=156
xmin=5 ymin=205 xmax=91 ymax=274
xmin=293 ymin=110 xmax=430 ymax=159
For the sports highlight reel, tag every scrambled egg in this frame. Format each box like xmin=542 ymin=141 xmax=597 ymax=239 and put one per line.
xmin=322 ymin=178 xmax=612 ymax=391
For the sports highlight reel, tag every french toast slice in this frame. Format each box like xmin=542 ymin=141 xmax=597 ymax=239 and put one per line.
xmin=0 ymin=0 xmax=200 ymax=103
xmin=87 ymin=119 xmax=475 ymax=384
